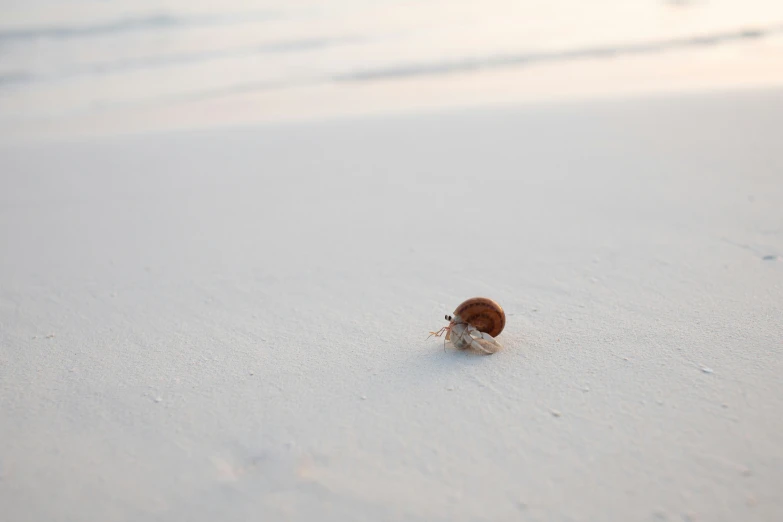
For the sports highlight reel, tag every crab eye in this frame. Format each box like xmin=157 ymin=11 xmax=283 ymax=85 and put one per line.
xmin=445 ymin=315 xmax=452 ymax=321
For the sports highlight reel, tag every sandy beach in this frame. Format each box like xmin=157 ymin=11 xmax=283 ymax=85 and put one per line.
xmin=2 ymin=1 xmax=783 ymax=520
xmin=1 ymin=85 xmax=782 ymax=521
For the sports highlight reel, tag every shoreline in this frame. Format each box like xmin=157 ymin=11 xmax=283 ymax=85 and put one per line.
xmin=3 ymin=32 xmax=783 ymax=144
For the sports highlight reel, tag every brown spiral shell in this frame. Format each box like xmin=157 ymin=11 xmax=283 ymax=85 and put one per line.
xmin=453 ymin=297 xmax=506 ymax=337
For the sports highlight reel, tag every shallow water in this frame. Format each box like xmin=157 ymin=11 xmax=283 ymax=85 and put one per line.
xmin=1 ymin=0 xmax=782 ymax=139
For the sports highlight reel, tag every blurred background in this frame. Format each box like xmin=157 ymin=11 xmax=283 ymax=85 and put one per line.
xmin=1 ymin=0 xmax=782 ymax=141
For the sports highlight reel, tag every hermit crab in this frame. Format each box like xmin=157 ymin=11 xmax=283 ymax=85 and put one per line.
xmin=428 ymin=297 xmax=505 ymax=354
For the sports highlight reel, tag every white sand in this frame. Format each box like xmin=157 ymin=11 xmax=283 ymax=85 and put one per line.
xmin=1 ymin=88 xmax=782 ymax=521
